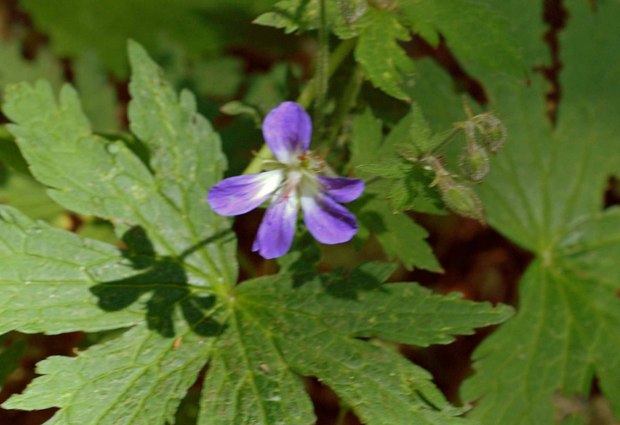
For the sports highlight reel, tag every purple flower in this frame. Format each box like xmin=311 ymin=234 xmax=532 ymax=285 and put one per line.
xmin=208 ymin=101 xmax=364 ymax=259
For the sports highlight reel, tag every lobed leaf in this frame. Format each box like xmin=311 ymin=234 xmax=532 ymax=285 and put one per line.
xmin=241 ymin=262 xmax=512 ymax=346
xmin=4 ymin=322 xmax=218 ymax=425
xmin=356 ymin=198 xmax=442 ymax=271
xmin=354 ymin=8 xmax=415 ymax=101
xmin=399 ymin=0 xmax=524 ymax=78
xmin=456 ymin=1 xmax=620 ymax=423
xmin=253 ymin=0 xmax=356 ymax=38
xmin=3 ymin=43 xmax=237 ymax=288
xmin=353 ymin=107 xmax=444 ymax=215
xmin=127 ymin=41 xmax=237 ymax=284
xmin=464 ymin=240 xmax=620 ymax=424
xmin=350 ymin=108 xmax=444 ymax=270
xmin=0 ymin=206 xmax=143 ymax=334
xmin=228 ymin=263 xmax=510 ymax=424
xmin=200 ymin=308 xmax=315 ymax=425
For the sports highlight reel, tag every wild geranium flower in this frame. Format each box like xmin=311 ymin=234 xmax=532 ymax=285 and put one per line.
xmin=208 ymin=101 xmax=364 ymax=259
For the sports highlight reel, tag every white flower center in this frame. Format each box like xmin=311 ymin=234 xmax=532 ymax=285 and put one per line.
xmin=263 ymin=151 xmax=324 ymax=201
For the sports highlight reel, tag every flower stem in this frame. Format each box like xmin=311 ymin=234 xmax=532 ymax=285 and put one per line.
xmin=243 ymin=38 xmax=357 ymax=175
xmin=313 ymin=0 xmax=329 ymax=142
xmin=299 ymin=38 xmax=356 ymax=108
xmin=428 ymin=127 xmax=462 ymax=155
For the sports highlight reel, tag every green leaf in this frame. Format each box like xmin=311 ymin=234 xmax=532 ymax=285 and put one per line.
xmin=219 ymin=263 xmax=511 ymax=424
xmin=458 ymin=1 xmax=620 ymax=423
xmin=350 ymin=107 xmax=385 ymax=168
xmin=0 ymin=43 xmax=232 ymax=423
xmin=21 ymin=0 xmax=234 ymax=77
xmin=0 ymin=206 xmax=143 ymax=334
xmin=356 ymin=198 xmax=442 ymax=272
xmin=354 ymin=8 xmax=415 ymax=101
xmin=399 ymin=0 xmax=524 ymax=77
xmin=3 ymin=322 xmax=217 ymax=425
xmin=404 ymin=1 xmax=620 ymax=420
xmin=406 ymin=59 xmax=472 ymax=127
xmin=464 ymin=216 xmax=620 ymax=422
xmin=127 ymin=41 xmax=237 ymax=283
xmin=127 ymin=42 xmax=224 ymax=211
xmin=254 ymin=0 xmax=357 ymax=38
xmin=3 ymin=42 xmax=237 ymax=287
xmin=349 ymin=109 xmax=442 ymax=270
xmin=352 ymin=108 xmax=444 ymax=215
xmin=385 ymin=168 xmax=438 ymax=213
xmin=276 ymin=262 xmax=512 ymax=345
xmin=253 ymin=0 xmax=318 ymax=33
xmin=200 ymin=308 xmax=315 ymax=424
xmin=408 ymin=103 xmax=441 ymax=154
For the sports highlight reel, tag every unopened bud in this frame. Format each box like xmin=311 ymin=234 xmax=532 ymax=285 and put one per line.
xmin=476 ymin=114 xmax=506 ymax=153
xmin=460 ymin=141 xmax=490 ymax=182
xmin=438 ymin=178 xmax=485 ymax=222
xmin=463 ymin=120 xmax=476 ymax=143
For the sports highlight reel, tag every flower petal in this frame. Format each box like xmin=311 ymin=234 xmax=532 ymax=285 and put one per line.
xmin=301 ymin=195 xmax=358 ymax=244
xmin=252 ymin=190 xmax=299 ymax=259
xmin=317 ymin=176 xmax=365 ymax=203
xmin=262 ymin=101 xmax=312 ymax=163
xmin=207 ymin=170 xmax=283 ymax=216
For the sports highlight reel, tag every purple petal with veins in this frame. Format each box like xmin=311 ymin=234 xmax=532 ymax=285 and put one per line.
xmin=262 ymin=101 xmax=312 ymax=164
xmin=301 ymin=194 xmax=358 ymax=244
xmin=252 ymin=189 xmax=299 ymax=259
xmin=207 ymin=170 xmax=283 ymax=216
xmin=318 ymin=176 xmax=365 ymax=203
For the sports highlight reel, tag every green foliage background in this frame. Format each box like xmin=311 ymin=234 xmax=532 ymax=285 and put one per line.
xmin=0 ymin=0 xmax=618 ymax=424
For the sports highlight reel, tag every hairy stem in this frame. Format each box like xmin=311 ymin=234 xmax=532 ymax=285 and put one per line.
xmin=313 ymin=0 xmax=330 ymax=142
xmin=429 ymin=127 xmax=462 ymax=155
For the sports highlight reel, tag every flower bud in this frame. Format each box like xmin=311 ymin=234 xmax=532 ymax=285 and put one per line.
xmin=460 ymin=141 xmax=490 ymax=182
xmin=476 ymin=114 xmax=506 ymax=153
xmin=463 ymin=120 xmax=477 ymax=144
xmin=437 ymin=177 xmax=485 ymax=222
